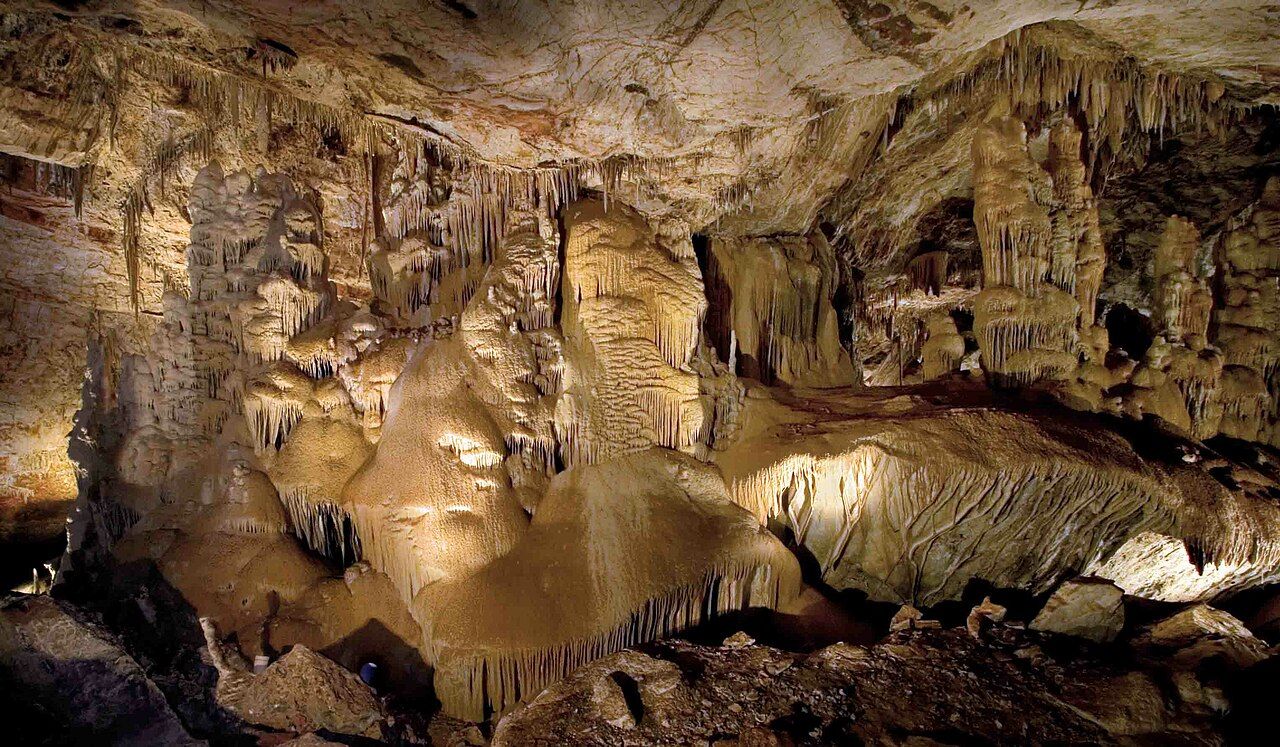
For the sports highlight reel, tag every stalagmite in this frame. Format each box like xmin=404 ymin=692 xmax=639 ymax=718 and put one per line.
xmin=340 ymin=331 xmax=528 ymax=602
xmin=1046 ymin=120 xmax=1105 ymax=326
xmin=1212 ymin=179 xmax=1280 ymax=445
xmin=554 ymin=199 xmax=710 ymax=467
xmin=921 ymin=313 xmax=966 ymax=380
xmin=1155 ymin=217 xmax=1212 ymax=346
xmin=419 ymin=449 xmax=800 ymax=720
xmin=972 ymin=286 xmax=1079 ymax=388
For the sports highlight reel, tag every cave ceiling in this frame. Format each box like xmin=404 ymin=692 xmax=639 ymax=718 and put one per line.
xmin=4 ymin=0 xmax=1279 ymax=258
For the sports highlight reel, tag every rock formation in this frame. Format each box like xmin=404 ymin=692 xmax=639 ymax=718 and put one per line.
xmin=0 ymin=2 xmax=1278 ymax=743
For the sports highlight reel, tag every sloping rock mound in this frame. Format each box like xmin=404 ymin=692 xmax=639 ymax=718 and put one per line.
xmin=1134 ymin=604 xmax=1270 ymax=670
xmin=492 ymin=624 xmax=1230 ymax=746
xmin=232 ymin=645 xmax=389 ymax=740
xmin=418 ymin=448 xmax=801 ymax=720
xmin=0 ymin=594 xmax=200 ymax=746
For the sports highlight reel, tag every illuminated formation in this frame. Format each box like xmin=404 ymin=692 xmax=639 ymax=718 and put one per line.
xmin=1 ymin=3 xmax=1279 ymax=744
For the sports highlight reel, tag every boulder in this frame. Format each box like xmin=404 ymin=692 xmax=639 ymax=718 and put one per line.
xmin=0 ymin=594 xmax=200 ymax=746
xmin=966 ymin=597 xmax=1007 ymax=638
xmin=1136 ymin=604 xmax=1269 ymax=669
xmin=1030 ymin=578 xmax=1125 ymax=642
xmin=234 ymin=645 xmax=389 ymax=739
xmin=890 ymin=605 xmax=940 ymax=632
xmin=589 ymin=651 xmax=684 ymax=730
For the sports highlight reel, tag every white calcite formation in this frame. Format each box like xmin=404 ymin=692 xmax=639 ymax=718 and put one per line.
xmin=920 ymin=312 xmax=966 ymax=380
xmin=420 ymin=448 xmax=799 ymax=719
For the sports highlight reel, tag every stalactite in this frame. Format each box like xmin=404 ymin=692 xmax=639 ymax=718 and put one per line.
xmin=242 ymin=395 xmax=304 ymax=452
xmin=281 ymin=491 xmax=362 ymax=566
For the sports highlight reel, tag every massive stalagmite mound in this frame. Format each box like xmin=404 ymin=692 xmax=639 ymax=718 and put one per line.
xmin=1 ymin=1 xmax=1279 ymax=743
xmin=421 ymin=448 xmax=800 ymax=719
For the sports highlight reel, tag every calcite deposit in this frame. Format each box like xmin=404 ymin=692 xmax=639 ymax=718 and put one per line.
xmin=1 ymin=1 xmax=1279 ymax=743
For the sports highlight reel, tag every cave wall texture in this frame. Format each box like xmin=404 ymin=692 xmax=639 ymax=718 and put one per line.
xmin=1 ymin=0 xmax=1280 ymax=738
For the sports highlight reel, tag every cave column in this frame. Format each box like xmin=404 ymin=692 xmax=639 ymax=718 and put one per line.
xmin=970 ymin=116 xmax=1080 ymax=388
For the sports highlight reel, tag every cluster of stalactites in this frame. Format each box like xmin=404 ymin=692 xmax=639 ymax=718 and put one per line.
xmin=971 ymin=116 xmax=1089 ymax=388
xmin=280 ymin=490 xmax=362 ymax=566
xmin=950 ymin=23 xmax=1238 ymax=161
xmin=242 ymin=395 xmax=302 ymax=452
xmin=185 ymin=164 xmax=335 ymax=362
xmin=701 ymin=233 xmax=855 ymax=388
xmin=111 ymin=44 xmax=586 ymax=312
xmin=829 ymin=21 xmax=1240 ymax=270
xmin=1155 ymin=216 xmax=1213 ymax=348
xmin=118 ymin=164 xmax=388 ymax=477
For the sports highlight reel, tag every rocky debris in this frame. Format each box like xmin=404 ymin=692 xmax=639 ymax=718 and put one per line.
xmin=965 ymin=596 xmax=1007 ymax=637
xmin=491 ymin=623 xmax=1233 ymax=746
xmin=424 ymin=716 xmax=490 ymax=747
xmin=1134 ymin=604 xmax=1270 ymax=670
xmin=1030 ymin=578 xmax=1125 ymax=642
xmin=0 ymin=593 xmax=201 ymax=746
xmin=889 ymin=605 xmax=940 ymax=632
xmin=232 ymin=645 xmax=390 ymax=740
xmin=278 ymin=735 xmax=347 ymax=747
